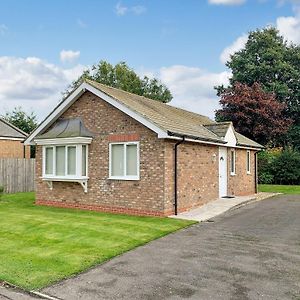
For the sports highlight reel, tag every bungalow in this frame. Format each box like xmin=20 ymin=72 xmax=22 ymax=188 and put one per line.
xmin=0 ymin=118 xmax=30 ymax=158
xmin=25 ymin=79 xmax=263 ymax=216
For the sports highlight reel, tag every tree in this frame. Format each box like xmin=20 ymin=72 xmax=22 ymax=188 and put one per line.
xmin=216 ymin=82 xmax=292 ymax=146
xmin=65 ymin=61 xmax=173 ymax=103
xmin=3 ymin=107 xmax=38 ymax=134
xmin=216 ymin=27 xmax=300 ymax=148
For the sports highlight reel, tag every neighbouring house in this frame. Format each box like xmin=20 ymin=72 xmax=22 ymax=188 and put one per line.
xmin=0 ymin=118 xmax=30 ymax=158
xmin=25 ymin=79 xmax=263 ymax=216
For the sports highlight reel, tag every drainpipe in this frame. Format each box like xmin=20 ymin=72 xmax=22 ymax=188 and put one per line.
xmin=254 ymin=151 xmax=258 ymax=193
xmin=174 ymin=136 xmax=185 ymax=215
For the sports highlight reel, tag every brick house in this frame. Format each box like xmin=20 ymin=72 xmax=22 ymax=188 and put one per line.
xmin=0 ymin=118 xmax=30 ymax=158
xmin=25 ymin=80 xmax=263 ymax=216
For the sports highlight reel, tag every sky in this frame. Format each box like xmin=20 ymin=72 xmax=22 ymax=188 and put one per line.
xmin=0 ymin=0 xmax=299 ymax=121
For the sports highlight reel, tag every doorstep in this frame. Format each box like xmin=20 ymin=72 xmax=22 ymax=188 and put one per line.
xmin=169 ymin=192 xmax=278 ymax=222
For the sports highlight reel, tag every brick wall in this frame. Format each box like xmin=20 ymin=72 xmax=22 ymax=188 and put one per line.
xmin=0 ymin=139 xmax=30 ymax=158
xmin=163 ymin=141 xmax=219 ymax=214
xmin=36 ymin=91 xmax=166 ymax=216
xmin=227 ymin=148 xmax=256 ymax=196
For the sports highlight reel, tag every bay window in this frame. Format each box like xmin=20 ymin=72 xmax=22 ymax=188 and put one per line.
xmin=109 ymin=142 xmax=139 ymax=180
xmin=43 ymin=144 xmax=88 ymax=179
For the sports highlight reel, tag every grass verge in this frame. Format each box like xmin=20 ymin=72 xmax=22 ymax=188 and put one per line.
xmin=0 ymin=192 xmax=194 ymax=290
xmin=258 ymin=184 xmax=300 ymax=194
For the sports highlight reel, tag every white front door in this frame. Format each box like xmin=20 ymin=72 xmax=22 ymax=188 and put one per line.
xmin=219 ymin=147 xmax=228 ymax=198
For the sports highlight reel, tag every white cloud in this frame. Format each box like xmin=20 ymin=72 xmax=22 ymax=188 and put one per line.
xmin=220 ymin=34 xmax=248 ymax=64
xmin=159 ymin=65 xmax=231 ymax=119
xmin=115 ymin=2 xmax=146 ymax=16
xmin=0 ymin=56 xmax=85 ymax=120
xmin=60 ymin=50 xmax=80 ymax=63
xmin=77 ymin=18 xmax=87 ymax=28
xmin=115 ymin=2 xmax=128 ymax=16
xmin=276 ymin=15 xmax=300 ymax=43
xmin=0 ymin=24 xmax=8 ymax=35
xmin=131 ymin=5 xmax=147 ymax=15
xmin=208 ymin=0 xmax=246 ymax=5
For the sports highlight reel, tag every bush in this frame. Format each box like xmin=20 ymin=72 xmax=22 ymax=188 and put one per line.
xmin=0 ymin=186 xmax=4 ymax=199
xmin=258 ymin=148 xmax=300 ymax=185
xmin=272 ymin=150 xmax=300 ymax=185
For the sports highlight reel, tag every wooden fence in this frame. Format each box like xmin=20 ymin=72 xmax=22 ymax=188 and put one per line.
xmin=0 ymin=158 xmax=35 ymax=193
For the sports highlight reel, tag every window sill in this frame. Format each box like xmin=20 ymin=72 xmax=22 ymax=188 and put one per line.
xmin=230 ymin=173 xmax=236 ymax=176
xmin=42 ymin=176 xmax=89 ymax=181
xmin=247 ymin=172 xmax=251 ymax=175
xmin=108 ymin=176 xmax=140 ymax=181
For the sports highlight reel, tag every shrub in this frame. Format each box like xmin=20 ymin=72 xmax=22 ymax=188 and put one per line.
xmin=272 ymin=149 xmax=300 ymax=185
xmin=258 ymin=148 xmax=300 ymax=185
xmin=0 ymin=186 xmax=4 ymax=199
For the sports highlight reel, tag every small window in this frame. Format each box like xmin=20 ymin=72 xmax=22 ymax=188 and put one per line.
xmin=230 ymin=149 xmax=236 ymax=175
xmin=109 ymin=142 xmax=139 ymax=180
xmin=246 ymin=150 xmax=251 ymax=174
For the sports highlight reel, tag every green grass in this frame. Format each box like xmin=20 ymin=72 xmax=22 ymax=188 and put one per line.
xmin=258 ymin=184 xmax=300 ymax=194
xmin=0 ymin=193 xmax=194 ymax=290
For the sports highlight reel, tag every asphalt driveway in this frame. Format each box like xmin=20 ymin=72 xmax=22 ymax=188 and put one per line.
xmin=39 ymin=194 xmax=300 ymax=300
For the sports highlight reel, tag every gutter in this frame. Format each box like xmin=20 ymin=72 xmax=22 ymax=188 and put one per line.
xmin=174 ymin=136 xmax=185 ymax=215
xmin=168 ymin=131 xmax=226 ymax=145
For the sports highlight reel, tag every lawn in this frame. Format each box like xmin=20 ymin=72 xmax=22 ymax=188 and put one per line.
xmin=258 ymin=184 xmax=300 ymax=194
xmin=0 ymin=193 xmax=194 ymax=290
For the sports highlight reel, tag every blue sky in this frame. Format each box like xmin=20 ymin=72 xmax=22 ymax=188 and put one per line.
xmin=0 ymin=0 xmax=298 ymax=119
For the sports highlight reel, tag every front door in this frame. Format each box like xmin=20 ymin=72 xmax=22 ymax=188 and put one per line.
xmin=219 ymin=147 xmax=228 ymax=198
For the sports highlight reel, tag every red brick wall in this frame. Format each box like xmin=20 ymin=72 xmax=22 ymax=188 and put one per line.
xmin=36 ymin=91 xmax=166 ymax=215
xmin=163 ymin=141 xmax=219 ymax=214
xmin=0 ymin=139 xmax=30 ymax=158
xmin=227 ymin=148 xmax=256 ymax=196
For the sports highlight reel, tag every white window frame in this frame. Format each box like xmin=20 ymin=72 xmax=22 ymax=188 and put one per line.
xmin=230 ymin=149 xmax=236 ymax=176
xmin=246 ymin=150 xmax=251 ymax=174
xmin=42 ymin=144 xmax=88 ymax=180
xmin=109 ymin=142 xmax=140 ymax=180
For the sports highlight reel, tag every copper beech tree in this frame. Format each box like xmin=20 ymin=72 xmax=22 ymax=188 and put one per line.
xmin=216 ymin=82 xmax=292 ymax=146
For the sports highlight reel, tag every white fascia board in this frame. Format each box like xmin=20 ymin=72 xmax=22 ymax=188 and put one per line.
xmin=35 ymin=137 xmax=92 ymax=145
xmin=25 ymin=82 xmax=168 ymax=145
xmin=0 ymin=136 xmax=25 ymax=141
xmin=25 ymin=85 xmax=86 ymax=145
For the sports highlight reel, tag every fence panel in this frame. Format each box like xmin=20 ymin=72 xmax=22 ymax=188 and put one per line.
xmin=0 ymin=158 xmax=35 ymax=193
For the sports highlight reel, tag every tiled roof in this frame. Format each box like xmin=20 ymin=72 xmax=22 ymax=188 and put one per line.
xmin=0 ymin=118 xmax=27 ymax=139
xmin=87 ymin=80 xmax=263 ymax=148
xmin=87 ymin=80 xmax=224 ymax=143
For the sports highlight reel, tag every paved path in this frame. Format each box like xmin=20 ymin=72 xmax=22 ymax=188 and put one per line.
xmin=170 ymin=192 xmax=277 ymax=222
xmin=41 ymin=194 xmax=300 ymax=300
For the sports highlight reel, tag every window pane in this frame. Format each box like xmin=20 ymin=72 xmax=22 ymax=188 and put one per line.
xmin=111 ymin=144 xmax=124 ymax=176
xmin=231 ymin=151 xmax=235 ymax=173
xmin=82 ymin=145 xmax=87 ymax=176
xmin=126 ymin=144 xmax=137 ymax=176
xmin=56 ymin=146 xmax=65 ymax=176
xmin=45 ymin=147 xmax=53 ymax=175
xmin=247 ymin=151 xmax=250 ymax=172
xmin=67 ymin=146 xmax=76 ymax=175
